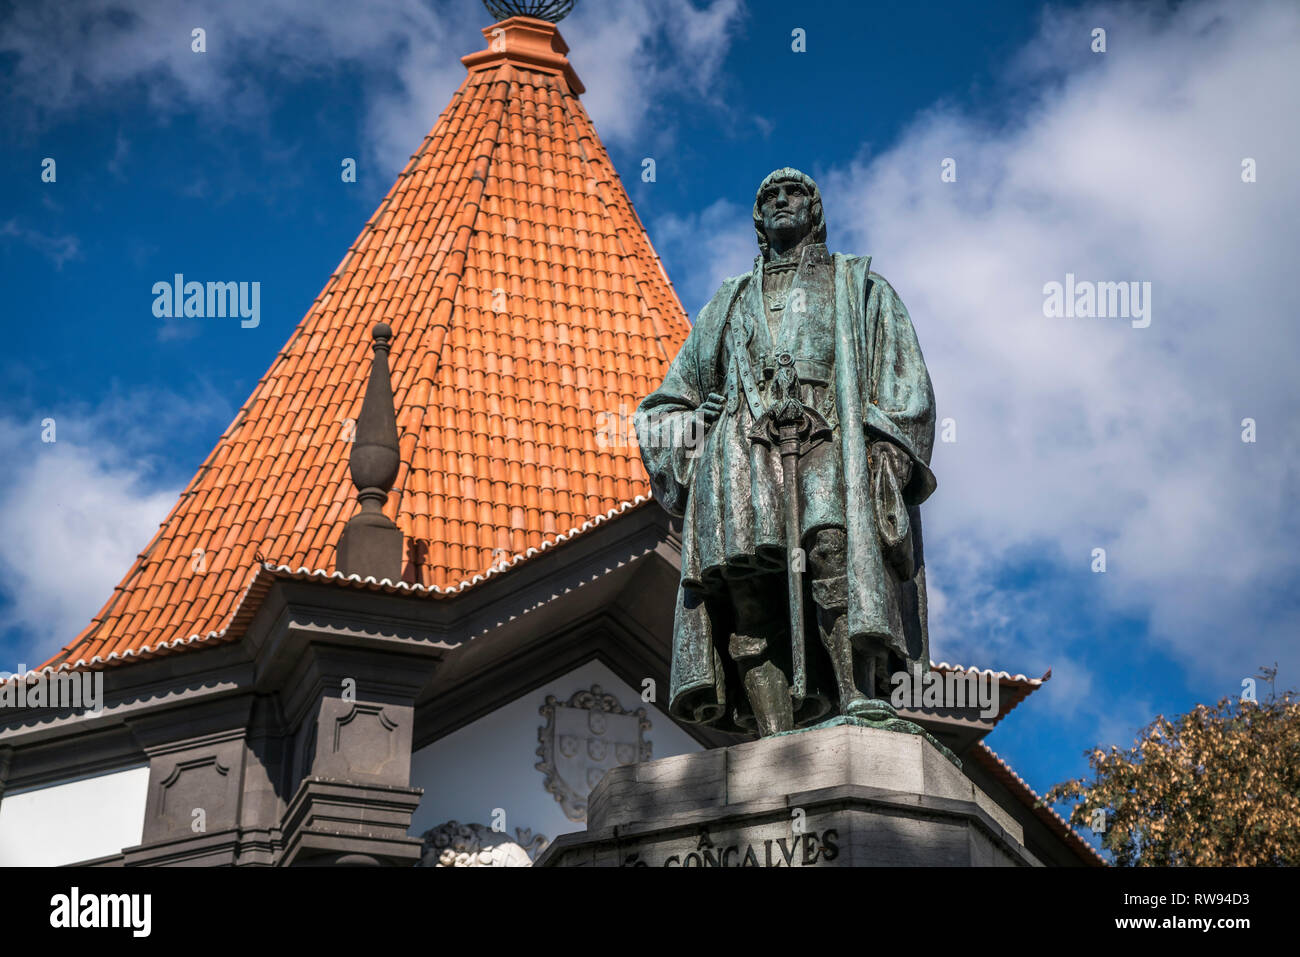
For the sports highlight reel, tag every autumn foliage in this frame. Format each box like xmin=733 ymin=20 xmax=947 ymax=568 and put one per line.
xmin=1044 ymin=693 xmax=1300 ymax=866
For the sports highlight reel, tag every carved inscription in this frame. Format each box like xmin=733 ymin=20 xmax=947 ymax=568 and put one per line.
xmin=620 ymin=826 xmax=840 ymax=867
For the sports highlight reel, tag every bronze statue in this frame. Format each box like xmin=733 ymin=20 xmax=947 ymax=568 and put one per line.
xmin=636 ymin=167 xmax=937 ymax=737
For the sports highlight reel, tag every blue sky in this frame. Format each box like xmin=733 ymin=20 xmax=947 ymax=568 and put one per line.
xmin=2 ymin=0 xmax=1298 ymax=835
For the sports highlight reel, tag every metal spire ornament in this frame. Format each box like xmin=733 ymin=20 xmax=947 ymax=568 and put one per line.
xmin=482 ymin=0 xmax=575 ymax=23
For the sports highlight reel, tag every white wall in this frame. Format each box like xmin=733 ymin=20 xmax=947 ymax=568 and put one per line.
xmin=410 ymin=659 xmax=702 ymax=846
xmin=0 ymin=763 xmax=149 ymax=866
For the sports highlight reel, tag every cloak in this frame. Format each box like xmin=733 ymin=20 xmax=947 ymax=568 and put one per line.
xmin=635 ymin=246 xmax=937 ymax=732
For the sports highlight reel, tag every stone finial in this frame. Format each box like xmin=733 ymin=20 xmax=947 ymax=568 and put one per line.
xmin=462 ymin=3 xmax=584 ymax=95
xmin=337 ymin=323 xmax=403 ymax=580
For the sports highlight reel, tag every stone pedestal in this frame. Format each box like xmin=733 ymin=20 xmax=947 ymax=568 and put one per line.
xmin=537 ymin=722 xmax=1040 ymax=867
xmin=279 ymin=778 xmax=423 ymax=866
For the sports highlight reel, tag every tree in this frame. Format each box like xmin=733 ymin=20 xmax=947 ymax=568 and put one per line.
xmin=1044 ymin=692 xmax=1300 ymax=866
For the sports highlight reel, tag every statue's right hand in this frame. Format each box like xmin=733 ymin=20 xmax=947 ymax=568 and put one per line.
xmin=698 ymin=392 xmax=727 ymax=425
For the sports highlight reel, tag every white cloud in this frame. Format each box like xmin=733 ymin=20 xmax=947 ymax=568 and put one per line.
xmin=652 ymin=197 xmax=756 ymax=311
xmin=803 ymin=0 xmax=1300 ymax=689
xmin=0 ymin=220 xmax=81 ymax=268
xmin=559 ymin=0 xmax=744 ymax=143
xmin=7 ymin=0 xmax=1294 ymax=727
xmin=0 ymin=390 xmax=232 ymax=666
xmin=0 ymin=0 xmax=746 ymax=176
xmin=651 ymin=0 xmax=1300 ymax=721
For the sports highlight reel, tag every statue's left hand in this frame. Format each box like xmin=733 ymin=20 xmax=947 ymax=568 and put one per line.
xmin=698 ymin=392 xmax=727 ymax=425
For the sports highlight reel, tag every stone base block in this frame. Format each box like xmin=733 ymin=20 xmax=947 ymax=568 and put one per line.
xmin=537 ymin=723 xmax=1039 ymax=867
xmin=279 ymin=777 xmax=423 ymax=866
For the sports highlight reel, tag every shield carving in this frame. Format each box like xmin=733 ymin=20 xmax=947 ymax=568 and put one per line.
xmin=536 ymin=685 xmax=652 ymax=821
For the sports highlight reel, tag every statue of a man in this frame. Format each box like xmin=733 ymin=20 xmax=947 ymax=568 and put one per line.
xmin=635 ymin=167 xmax=937 ymax=737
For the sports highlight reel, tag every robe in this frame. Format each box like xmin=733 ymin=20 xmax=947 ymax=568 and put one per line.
xmin=635 ymin=243 xmax=937 ymax=732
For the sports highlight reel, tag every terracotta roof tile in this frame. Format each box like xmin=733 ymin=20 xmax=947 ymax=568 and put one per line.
xmin=42 ymin=15 xmax=689 ymax=671
xmin=971 ymin=742 xmax=1107 ymax=866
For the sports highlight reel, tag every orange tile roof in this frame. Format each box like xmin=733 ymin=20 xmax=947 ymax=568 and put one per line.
xmin=929 ymin=661 xmax=1051 ymax=726
xmin=971 ymin=742 xmax=1108 ymax=866
xmin=42 ymin=15 xmax=690 ymax=672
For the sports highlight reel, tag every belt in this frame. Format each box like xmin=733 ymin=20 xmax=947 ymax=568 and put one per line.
xmin=727 ymin=324 xmax=767 ymax=420
xmin=759 ymin=354 xmax=832 ymax=385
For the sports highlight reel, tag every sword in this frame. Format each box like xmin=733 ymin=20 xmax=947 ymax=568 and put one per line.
xmin=749 ymin=352 xmax=832 ymax=705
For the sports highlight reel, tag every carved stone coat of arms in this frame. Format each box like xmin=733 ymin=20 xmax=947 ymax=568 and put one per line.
xmin=536 ymin=685 xmax=652 ymax=821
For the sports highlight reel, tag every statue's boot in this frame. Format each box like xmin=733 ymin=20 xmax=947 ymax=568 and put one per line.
xmin=817 ymin=607 xmax=869 ymax=716
xmin=727 ymin=575 xmax=793 ymax=736
xmin=741 ymin=659 xmax=794 ymax=736
xmin=854 ymin=646 xmax=900 ymax=721
xmin=809 ymin=528 xmax=874 ymax=717
xmin=817 ymin=608 xmax=902 ymax=721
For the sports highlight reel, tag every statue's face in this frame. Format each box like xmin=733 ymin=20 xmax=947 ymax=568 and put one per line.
xmin=758 ymin=179 xmax=814 ymax=249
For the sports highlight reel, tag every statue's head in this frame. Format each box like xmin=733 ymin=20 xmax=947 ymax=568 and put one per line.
xmin=752 ymin=167 xmax=826 ymax=259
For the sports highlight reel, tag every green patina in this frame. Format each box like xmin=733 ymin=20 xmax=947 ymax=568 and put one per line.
xmin=636 ymin=167 xmax=939 ymax=740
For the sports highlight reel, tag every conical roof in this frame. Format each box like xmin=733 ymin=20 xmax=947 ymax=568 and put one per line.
xmin=43 ymin=15 xmax=690 ymax=670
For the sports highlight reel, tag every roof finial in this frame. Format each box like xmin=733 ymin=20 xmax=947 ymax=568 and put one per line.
xmin=483 ymin=1 xmax=575 ymax=23
xmin=337 ymin=322 xmax=403 ymax=581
